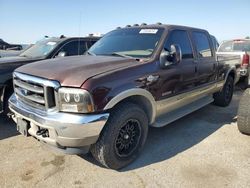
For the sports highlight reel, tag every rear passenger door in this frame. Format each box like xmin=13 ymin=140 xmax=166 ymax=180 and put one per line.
xmin=191 ymin=31 xmax=217 ymax=86
xmin=163 ymin=29 xmax=197 ymax=94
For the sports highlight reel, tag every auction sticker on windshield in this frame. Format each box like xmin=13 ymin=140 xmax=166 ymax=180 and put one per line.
xmin=47 ymin=42 xmax=57 ymax=45
xmin=139 ymin=29 xmax=158 ymax=34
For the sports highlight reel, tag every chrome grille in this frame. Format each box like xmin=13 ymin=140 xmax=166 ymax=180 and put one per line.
xmin=13 ymin=72 xmax=60 ymax=111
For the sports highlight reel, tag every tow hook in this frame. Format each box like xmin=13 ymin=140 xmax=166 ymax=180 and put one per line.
xmin=36 ymin=129 xmax=49 ymax=138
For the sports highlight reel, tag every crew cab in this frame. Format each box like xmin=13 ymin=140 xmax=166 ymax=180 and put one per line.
xmin=0 ymin=36 xmax=99 ymax=115
xmin=9 ymin=24 xmax=237 ymax=169
xmin=217 ymin=39 xmax=250 ymax=89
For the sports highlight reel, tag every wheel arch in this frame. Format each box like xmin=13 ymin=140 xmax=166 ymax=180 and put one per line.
xmin=104 ymin=89 xmax=157 ymax=125
xmin=225 ymin=67 xmax=237 ymax=85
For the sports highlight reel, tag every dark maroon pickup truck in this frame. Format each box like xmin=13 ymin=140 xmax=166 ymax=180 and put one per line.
xmin=9 ymin=24 xmax=237 ymax=169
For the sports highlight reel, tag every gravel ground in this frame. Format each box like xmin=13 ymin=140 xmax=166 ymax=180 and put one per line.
xmin=0 ymin=90 xmax=249 ymax=188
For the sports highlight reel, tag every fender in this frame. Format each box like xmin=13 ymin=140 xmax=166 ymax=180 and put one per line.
xmin=104 ymin=88 xmax=157 ymax=124
xmin=224 ymin=66 xmax=238 ymax=85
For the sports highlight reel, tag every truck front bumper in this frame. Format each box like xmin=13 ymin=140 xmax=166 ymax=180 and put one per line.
xmin=9 ymin=94 xmax=109 ymax=152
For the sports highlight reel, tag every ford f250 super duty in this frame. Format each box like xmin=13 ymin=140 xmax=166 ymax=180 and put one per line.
xmin=9 ymin=24 xmax=239 ymax=169
xmin=0 ymin=36 xmax=99 ymax=115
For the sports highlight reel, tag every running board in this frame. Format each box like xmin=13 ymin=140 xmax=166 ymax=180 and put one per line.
xmin=153 ymin=96 xmax=214 ymax=127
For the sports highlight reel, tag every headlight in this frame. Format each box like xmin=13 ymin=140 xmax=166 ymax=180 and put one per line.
xmin=58 ymin=88 xmax=94 ymax=113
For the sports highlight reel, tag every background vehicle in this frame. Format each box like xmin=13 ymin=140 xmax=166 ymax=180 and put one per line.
xmin=237 ymin=88 xmax=250 ymax=135
xmin=9 ymin=24 xmax=238 ymax=169
xmin=0 ymin=50 xmax=23 ymax=58
xmin=217 ymin=39 xmax=250 ymax=89
xmin=0 ymin=45 xmax=32 ymax=58
xmin=210 ymin=35 xmax=219 ymax=50
xmin=0 ymin=36 xmax=100 ymax=115
xmin=0 ymin=38 xmax=23 ymax=50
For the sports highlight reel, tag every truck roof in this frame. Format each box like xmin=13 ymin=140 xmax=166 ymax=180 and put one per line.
xmin=116 ymin=23 xmax=209 ymax=33
xmin=43 ymin=36 xmax=100 ymax=42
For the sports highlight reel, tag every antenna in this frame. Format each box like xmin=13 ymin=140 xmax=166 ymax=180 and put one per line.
xmin=78 ymin=11 xmax=82 ymax=56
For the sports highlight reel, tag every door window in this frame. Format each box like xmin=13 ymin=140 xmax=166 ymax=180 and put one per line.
xmin=164 ymin=30 xmax=193 ymax=59
xmin=87 ymin=41 xmax=97 ymax=49
xmin=193 ymin=32 xmax=212 ymax=58
xmin=56 ymin=40 xmax=87 ymax=56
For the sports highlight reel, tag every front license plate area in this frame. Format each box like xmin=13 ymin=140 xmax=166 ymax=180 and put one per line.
xmin=17 ymin=118 xmax=30 ymax=137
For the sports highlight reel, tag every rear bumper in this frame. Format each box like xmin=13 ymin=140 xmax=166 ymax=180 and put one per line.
xmin=9 ymin=94 xmax=109 ymax=151
xmin=240 ymin=67 xmax=250 ymax=87
xmin=239 ymin=66 xmax=249 ymax=77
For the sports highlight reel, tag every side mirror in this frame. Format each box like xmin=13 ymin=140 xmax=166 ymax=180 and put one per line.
xmin=57 ymin=51 xmax=67 ymax=58
xmin=160 ymin=44 xmax=182 ymax=68
xmin=171 ymin=44 xmax=182 ymax=63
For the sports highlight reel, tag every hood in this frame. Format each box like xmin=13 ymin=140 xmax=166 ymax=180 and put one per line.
xmin=16 ymin=55 xmax=139 ymax=87
xmin=0 ymin=55 xmax=42 ymax=66
xmin=0 ymin=56 xmax=28 ymax=64
xmin=0 ymin=50 xmax=21 ymax=58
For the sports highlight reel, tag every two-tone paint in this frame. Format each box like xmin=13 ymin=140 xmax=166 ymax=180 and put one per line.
xmin=14 ymin=25 xmax=236 ymax=127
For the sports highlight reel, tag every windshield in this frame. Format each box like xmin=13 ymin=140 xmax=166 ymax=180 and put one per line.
xmin=218 ymin=40 xmax=250 ymax=52
xmin=88 ymin=28 xmax=164 ymax=58
xmin=20 ymin=39 xmax=60 ymax=58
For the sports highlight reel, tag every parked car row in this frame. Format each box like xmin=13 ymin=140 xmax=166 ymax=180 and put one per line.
xmin=217 ymin=39 xmax=250 ymax=89
xmin=1 ymin=23 xmax=249 ymax=170
xmin=216 ymin=39 xmax=250 ymax=135
xmin=0 ymin=35 xmax=100 ymax=115
xmin=0 ymin=38 xmax=23 ymax=50
xmin=0 ymin=49 xmax=25 ymax=58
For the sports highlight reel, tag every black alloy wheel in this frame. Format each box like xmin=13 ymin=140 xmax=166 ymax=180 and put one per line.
xmin=114 ymin=119 xmax=142 ymax=158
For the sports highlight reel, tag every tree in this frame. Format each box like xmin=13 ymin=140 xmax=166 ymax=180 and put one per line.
xmin=246 ymin=36 xmax=250 ymax=39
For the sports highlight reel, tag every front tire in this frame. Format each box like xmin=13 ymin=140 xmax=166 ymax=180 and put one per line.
xmin=237 ymin=89 xmax=250 ymax=135
xmin=213 ymin=76 xmax=234 ymax=107
xmin=90 ymin=102 xmax=148 ymax=170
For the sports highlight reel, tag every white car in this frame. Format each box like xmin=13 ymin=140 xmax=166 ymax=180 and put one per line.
xmin=217 ymin=39 xmax=250 ymax=89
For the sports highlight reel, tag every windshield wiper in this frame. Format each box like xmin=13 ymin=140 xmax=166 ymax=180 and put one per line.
xmin=109 ymin=52 xmax=134 ymax=59
xmin=87 ymin=51 xmax=96 ymax=56
xmin=19 ymin=54 xmax=28 ymax=57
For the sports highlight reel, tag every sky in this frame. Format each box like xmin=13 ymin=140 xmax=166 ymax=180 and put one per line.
xmin=0 ymin=0 xmax=249 ymax=44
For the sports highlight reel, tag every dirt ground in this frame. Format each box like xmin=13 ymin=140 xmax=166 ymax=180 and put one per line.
xmin=0 ymin=90 xmax=249 ymax=188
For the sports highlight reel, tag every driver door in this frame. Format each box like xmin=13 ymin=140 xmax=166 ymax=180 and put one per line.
xmin=159 ymin=29 xmax=197 ymax=100
xmin=53 ymin=40 xmax=88 ymax=57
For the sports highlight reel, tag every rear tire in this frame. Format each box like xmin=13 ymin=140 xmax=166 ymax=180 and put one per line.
xmin=237 ymin=89 xmax=250 ymax=135
xmin=90 ymin=102 xmax=148 ymax=170
xmin=213 ymin=76 xmax=234 ymax=107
